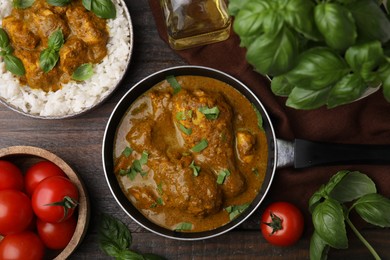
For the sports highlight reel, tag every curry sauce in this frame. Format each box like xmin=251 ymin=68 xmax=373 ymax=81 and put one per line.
xmin=114 ymin=76 xmax=268 ymax=232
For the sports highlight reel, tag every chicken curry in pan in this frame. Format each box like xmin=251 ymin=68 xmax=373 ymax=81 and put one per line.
xmin=1 ymin=0 xmax=108 ymax=91
xmin=114 ymin=75 xmax=268 ymax=232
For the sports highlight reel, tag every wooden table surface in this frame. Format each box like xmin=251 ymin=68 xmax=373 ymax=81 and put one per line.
xmin=1 ymin=1 xmax=389 ymax=259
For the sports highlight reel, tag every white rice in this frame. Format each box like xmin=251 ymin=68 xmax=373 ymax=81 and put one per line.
xmin=0 ymin=0 xmax=132 ymax=118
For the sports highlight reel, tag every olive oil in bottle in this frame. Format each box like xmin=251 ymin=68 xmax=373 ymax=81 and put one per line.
xmin=160 ymin=0 xmax=231 ymax=50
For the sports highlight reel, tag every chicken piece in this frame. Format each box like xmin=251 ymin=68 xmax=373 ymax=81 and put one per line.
xmin=59 ymin=37 xmax=88 ymax=76
xmin=128 ymin=186 xmax=158 ymax=210
xmin=2 ymin=16 xmax=39 ymax=51
xmin=236 ymin=130 xmax=256 ymax=163
xmin=171 ymin=89 xmax=246 ymax=198
xmin=14 ymin=49 xmax=62 ymax=91
xmin=66 ymin=5 xmax=108 ymax=46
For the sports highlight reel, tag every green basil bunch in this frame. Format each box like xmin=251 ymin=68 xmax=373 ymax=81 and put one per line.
xmin=229 ymin=0 xmax=390 ymax=109
xmin=309 ymin=170 xmax=390 ymax=259
xmin=40 ymin=29 xmax=64 ymax=73
xmin=0 ymin=28 xmax=25 ymax=76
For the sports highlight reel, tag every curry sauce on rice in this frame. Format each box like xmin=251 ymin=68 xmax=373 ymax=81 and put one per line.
xmin=0 ymin=0 xmax=132 ymax=117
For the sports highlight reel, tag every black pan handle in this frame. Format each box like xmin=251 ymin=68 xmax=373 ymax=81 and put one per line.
xmin=294 ymin=139 xmax=390 ymax=168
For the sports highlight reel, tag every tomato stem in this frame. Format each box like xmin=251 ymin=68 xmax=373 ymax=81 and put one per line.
xmin=264 ymin=212 xmax=283 ymax=235
xmin=45 ymin=196 xmax=79 ymax=221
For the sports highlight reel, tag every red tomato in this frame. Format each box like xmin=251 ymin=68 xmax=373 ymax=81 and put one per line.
xmin=25 ymin=160 xmax=66 ymax=196
xmin=32 ymin=176 xmax=79 ymax=223
xmin=0 ymin=160 xmax=24 ymax=191
xmin=0 ymin=190 xmax=34 ymax=235
xmin=0 ymin=231 xmax=45 ymax=260
xmin=37 ymin=215 xmax=77 ymax=249
xmin=260 ymin=202 xmax=304 ymax=246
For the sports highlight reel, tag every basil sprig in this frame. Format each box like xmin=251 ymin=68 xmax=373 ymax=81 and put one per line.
xmin=82 ymin=0 xmax=116 ymax=19
xmin=40 ymin=29 xmax=64 ymax=73
xmin=309 ymin=170 xmax=390 ymax=259
xmin=12 ymin=0 xmax=34 ymax=9
xmin=229 ymin=0 xmax=390 ymax=109
xmin=0 ymin=28 xmax=25 ymax=76
xmin=98 ymin=213 xmax=167 ymax=259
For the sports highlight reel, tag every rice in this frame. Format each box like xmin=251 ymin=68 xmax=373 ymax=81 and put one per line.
xmin=0 ymin=0 xmax=132 ymax=118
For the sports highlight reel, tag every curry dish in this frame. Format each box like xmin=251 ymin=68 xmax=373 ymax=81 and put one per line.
xmin=2 ymin=0 xmax=108 ymax=92
xmin=114 ymin=75 xmax=268 ymax=232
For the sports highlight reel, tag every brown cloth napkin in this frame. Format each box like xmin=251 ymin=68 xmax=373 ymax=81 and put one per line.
xmin=148 ymin=1 xmax=390 ymax=234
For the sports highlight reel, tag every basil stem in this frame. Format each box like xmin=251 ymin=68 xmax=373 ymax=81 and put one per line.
xmin=72 ymin=63 xmax=94 ymax=81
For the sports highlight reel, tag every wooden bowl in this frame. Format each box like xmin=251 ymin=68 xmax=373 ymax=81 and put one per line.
xmin=0 ymin=146 xmax=90 ymax=259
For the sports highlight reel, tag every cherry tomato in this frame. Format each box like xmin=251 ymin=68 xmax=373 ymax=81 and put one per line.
xmin=0 ymin=231 xmax=45 ymax=260
xmin=25 ymin=160 xmax=66 ymax=196
xmin=0 ymin=160 xmax=24 ymax=191
xmin=37 ymin=215 xmax=77 ymax=250
xmin=0 ymin=190 xmax=34 ymax=235
xmin=260 ymin=201 xmax=304 ymax=246
xmin=32 ymin=175 xmax=79 ymax=223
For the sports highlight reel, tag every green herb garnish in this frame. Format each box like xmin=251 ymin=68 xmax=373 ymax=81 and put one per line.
xmin=47 ymin=0 xmax=71 ymax=6
xmin=189 ymin=160 xmax=200 ymax=176
xmin=12 ymin=0 xmax=34 ymax=9
xmin=72 ymin=63 xmax=94 ymax=81
xmin=122 ymin=146 xmax=133 ymax=157
xmin=121 ymin=151 xmax=149 ymax=180
xmin=216 ymin=169 xmax=230 ymax=185
xmin=225 ymin=203 xmax=250 ymax=220
xmin=252 ymin=104 xmax=264 ymax=131
xmin=309 ymin=170 xmax=390 ymax=259
xmin=190 ymin=139 xmax=208 ymax=153
xmin=166 ymin=75 xmax=181 ymax=94
xmin=178 ymin=123 xmax=192 ymax=135
xmin=157 ymin=182 xmax=163 ymax=195
xmin=0 ymin=28 xmax=25 ymax=76
xmin=174 ymin=222 xmax=193 ymax=231
xmin=40 ymin=29 xmax=64 ymax=73
xmin=176 ymin=110 xmax=193 ymax=121
xmin=198 ymin=106 xmax=220 ymax=120
xmin=98 ymin=213 xmax=167 ymax=259
xmin=82 ymin=0 xmax=116 ymax=19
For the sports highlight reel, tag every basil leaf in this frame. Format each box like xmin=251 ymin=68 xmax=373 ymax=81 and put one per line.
xmin=98 ymin=213 xmax=132 ymax=255
xmin=47 ymin=0 xmax=71 ymax=6
xmin=312 ymin=198 xmax=348 ymax=249
xmin=4 ymin=55 xmax=25 ymax=76
xmin=189 ymin=160 xmax=200 ymax=176
xmin=12 ymin=0 xmax=34 ymax=9
xmin=228 ymin=0 xmax=251 ymax=16
xmin=379 ymin=62 xmax=390 ymax=102
xmin=116 ymin=250 xmax=144 ymax=260
xmin=39 ymin=49 xmax=59 ymax=73
xmin=72 ymin=63 xmax=94 ymax=81
xmin=47 ymin=29 xmax=64 ymax=51
xmin=310 ymin=231 xmax=330 ymax=260
xmin=345 ymin=41 xmax=384 ymax=82
xmin=122 ymin=146 xmax=133 ymax=157
xmin=0 ymin=28 xmax=9 ymax=49
xmin=270 ymin=75 xmax=294 ymax=96
xmin=216 ymin=169 xmax=230 ymax=185
xmin=329 ymin=171 xmax=376 ymax=203
xmin=348 ymin=0 xmax=390 ymax=43
xmin=285 ymin=47 xmax=349 ymax=90
xmin=286 ymin=86 xmax=331 ymax=110
xmin=327 ymin=74 xmax=368 ymax=108
xmin=308 ymin=185 xmax=325 ymax=213
xmin=198 ymin=106 xmax=220 ymax=120
xmin=353 ymin=193 xmax=390 ymax=228
xmin=166 ymin=75 xmax=181 ymax=94
xmin=232 ymin=1 xmax=270 ymax=37
xmin=174 ymin=222 xmax=192 ymax=231
xmin=82 ymin=0 xmax=92 ymax=10
xmin=190 ymin=139 xmax=208 ymax=153
xmin=314 ymin=3 xmax=357 ymax=51
xmin=246 ymin=26 xmax=299 ymax=76
xmin=92 ymin=0 xmax=116 ymax=19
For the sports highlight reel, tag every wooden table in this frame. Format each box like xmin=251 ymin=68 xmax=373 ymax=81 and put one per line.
xmin=1 ymin=1 xmax=389 ymax=259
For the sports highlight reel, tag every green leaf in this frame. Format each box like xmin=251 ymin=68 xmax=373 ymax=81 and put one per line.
xmin=225 ymin=203 xmax=250 ymax=220
xmin=285 ymin=47 xmax=349 ymax=90
xmin=246 ymin=26 xmax=299 ymax=76
xmin=345 ymin=41 xmax=384 ymax=82
xmin=329 ymin=171 xmax=377 ymax=202
xmin=190 ymin=139 xmax=208 ymax=153
xmin=198 ymin=106 xmax=220 ymax=120
xmin=327 ymin=74 xmax=368 ymax=108
xmin=39 ymin=48 xmax=59 ymax=73
xmin=314 ymin=3 xmax=357 ymax=51
xmin=174 ymin=222 xmax=192 ymax=231
xmin=0 ymin=28 xmax=10 ymax=49
xmin=47 ymin=0 xmax=71 ymax=6
xmin=189 ymin=160 xmax=200 ymax=177
xmin=72 ymin=63 xmax=94 ymax=81
xmin=216 ymin=169 xmax=231 ymax=185
xmin=310 ymin=231 xmax=330 ymax=260
xmin=270 ymin=75 xmax=294 ymax=96
xmin=47 ymin=29 xmax=64 ymax=51
xmin=353 ymin=193 xmax=390 ymax=227
xmin=98 ymin=213 xmax=132 ymax=257
xmin=348 ymin=0 xmax=390 ymax=43
xmin=228 ymin=0 xmax=251 ymax=16
xmin=92 ymin=0 xmax=116 ymax=19
xmin=4 ymin=55 xmax=25 ymax=76
xmin=82 ymin=0 xmax=92 ymax=10
xmin=166 ymin=75 xmax=181 ymax=94
xmin=116 ymin=250 xmax=145 ymax=260
xmin=379 ymin=62 xmax=390 ymax=102
xmin=286 ymin=86 xmax=331 ymax=110
xmin=12 ymin=0 xmax=34 ymax=9
xmin=122 ymin=147 xmax=133 ymax=157
xmin=309 ymin=185 xmax=326 ymax=213
xmin=312 ymin=198 xmax=348 ymax=249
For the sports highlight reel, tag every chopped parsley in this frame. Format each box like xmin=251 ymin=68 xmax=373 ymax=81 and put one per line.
xmin=198 ymin=106 xmax=220 ymax=120
xmin=190 ymin=139 xmax=208 ymax=153
xmin=166 ymin=75 xmax=181 ymax=94
xmin=225 ymin=203 xmax=250 ymax=220
xmin=120 ymin=150 xmax=149 ymax=180
xmin=189 ymin=160 xmax=201 ymax=176
xmin=216 ymin=169 xmax=231 ymax=184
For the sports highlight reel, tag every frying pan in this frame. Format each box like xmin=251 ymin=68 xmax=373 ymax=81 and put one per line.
xmin=102 ymin=65 xmax=390 ymax=240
